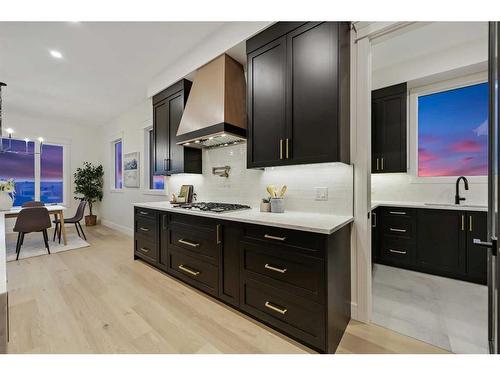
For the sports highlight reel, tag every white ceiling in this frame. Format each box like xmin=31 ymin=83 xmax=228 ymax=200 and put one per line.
xmin=0 ymin=22 xmax=237 ymax=127
xmin=372 ymin=22 xmax=488 ymax=71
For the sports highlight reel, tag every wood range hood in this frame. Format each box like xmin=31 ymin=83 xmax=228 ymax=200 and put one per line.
xmin=176 ymin=54 xmax=246 ymax=149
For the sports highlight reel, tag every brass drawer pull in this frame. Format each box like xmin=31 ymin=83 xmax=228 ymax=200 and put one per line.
xmin=286 ymin=138 xmax=289 ymax=159
xmin=265 ymin=301 xmax=287 ymax=315
xmin=264 ymin=234 xmax=287 ymax=241
xmin=461 ymin=215 xmax=465 ymax=231
xmin=389 ymin=228 xmax=406 ymax=233
xmin=178 ymin=239 xmax=200 ymax=248
xmin=280 ymin=139 xmax=283 ymax=160
xmin=389 ymin=211 xmax=406 ymax=215
xmin=178 ymin=264 xmax=200 ymax=276
xmin=139 ymin=247 xmax=151 ymax=253
xmin=389 ymin=249 xmax=407 ymax=255
xmin=264 ymin=263 xmax=287 ymax=274
xmin=139 ymin=227 xmax=150 ymax=232
xmin=469 ymin=216 xmax=473 ymax=232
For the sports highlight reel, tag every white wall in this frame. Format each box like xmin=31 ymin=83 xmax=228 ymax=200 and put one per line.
xmin=96 ymin=101 xmax=354 ymax=234
xmin=371 ymin=26 xmax=488 ymax=206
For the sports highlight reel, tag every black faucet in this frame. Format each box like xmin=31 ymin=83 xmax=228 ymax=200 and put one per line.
xmin=455 ymin=176 xmax=469 ymax=205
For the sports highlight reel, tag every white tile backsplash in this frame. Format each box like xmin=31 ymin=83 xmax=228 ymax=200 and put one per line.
xmin=166 ymin=144 xmax=353 ymax=216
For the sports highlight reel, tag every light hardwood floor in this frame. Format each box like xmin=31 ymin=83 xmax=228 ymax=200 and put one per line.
xmin=6 ymin=224 xmax=449 ymax=354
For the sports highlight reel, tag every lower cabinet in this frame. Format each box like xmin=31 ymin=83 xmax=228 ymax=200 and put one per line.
xmin=374 ymin=206 xmax=487 ymax=285
xmin=134 ymin=209 xmax=352 ymax=353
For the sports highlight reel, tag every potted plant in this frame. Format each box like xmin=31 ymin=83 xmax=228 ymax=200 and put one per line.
xmin=0 ymin=179 xmax=15 ymax=211
xmin=74 ymin=162 xmax=104 ymax=226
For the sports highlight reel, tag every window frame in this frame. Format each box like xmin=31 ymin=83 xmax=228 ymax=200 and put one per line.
xmin=110 ymin=135 xmax=124 ymax=192
xmin=408 ymin=72 xmax=488 ymax=184
xmin=1 ymin=136 xmax=69 ymax=207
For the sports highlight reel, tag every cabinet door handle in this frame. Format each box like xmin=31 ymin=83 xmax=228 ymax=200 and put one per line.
xmin=389 ymin=211 xmax=406 ymax=215
xmin=139 ymin=247 xmax=151 ymax=253
xmin=389 ymin=228 xmax=406 ymax=233
xmin=139 ymin=227 xmax=150 ymax=232
xmin=372 ymin=212 xmax=377 ymax=227
xmin=286 ymin=138 xmax=289 ymax=159
xmin=216 ymin=224 xmax=222 ymax=244
xmin=178 ymin=239 xmax=200 ymax=248
xmin=162 ymin=215 xmax=167 ymax=230
xmin=461 ymin=215 xmax=465 ymax=231
xmin=381 ymin=157 xmax=384 ymax=170
xmin=389 ymin=249 xmax=407 ymax=255
xmin=264 ymin=301 xmax=287 ymax=315
xmin=264 ymin=263 xmax=287 ymax=274
xmin=279 ymin=139 xmax=283 ymax=160
xmin=264 ymin=234 xmax=287 ymax=241
xmin=469 ymin=216 xmax=473 ymax=232
xmin=163 ymin=159 xmax=168 ymax=171
xmin=376 ymin=158 xmax=379 ymax=171
xmin=139 ymin=211 xmax=149 ymax=215
xmin=178 ymin=264 xmax=200 ymax=276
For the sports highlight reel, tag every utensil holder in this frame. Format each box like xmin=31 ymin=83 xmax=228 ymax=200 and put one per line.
xmin=270 ymin=198 xmax=285 ymax=213
xmin=260 ymin=202 xmax=271 ymax=212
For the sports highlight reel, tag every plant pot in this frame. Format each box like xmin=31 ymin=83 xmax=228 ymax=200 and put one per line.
xmin=0 ymin=192 xmax=13 ymax=211
xmin=85 ymin=215 xmax=97 ymax=226
xmin=260 ymin=202 xmax=271 ymax=212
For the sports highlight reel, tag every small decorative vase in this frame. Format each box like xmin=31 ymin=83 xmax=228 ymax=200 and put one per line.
xmin=270 ymin=198 xmax=285 ymax=213
xmin=0 ymin=192 xmax=13 ymax=211
xmin=260 ymin=202 xmax=271 ymax=212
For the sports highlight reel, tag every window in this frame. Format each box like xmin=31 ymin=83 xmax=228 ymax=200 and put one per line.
xmin=40 ymin=144 xmax=64 ymax=204
xmin=417 ymin=82 xmax=488 ymax=177
xmin=0 ymin=139 xmax=66 ymax=206
xmin=148 ymin=129 xmax=164 ymax=190
xmin=114 ymin=140 xmax=123 ymax=189
xmin=0 ymin=139 xmax=35 ymax=206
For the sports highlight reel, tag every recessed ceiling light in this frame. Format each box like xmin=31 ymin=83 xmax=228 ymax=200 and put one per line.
xmin=49 ymin=50 xmax=63 ymax=59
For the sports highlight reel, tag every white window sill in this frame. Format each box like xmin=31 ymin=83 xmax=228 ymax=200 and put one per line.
xmin=143 ymin=189 xmax=168 ymax=196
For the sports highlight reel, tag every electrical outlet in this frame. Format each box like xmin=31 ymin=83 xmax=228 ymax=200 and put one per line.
xmin=315 ymin=187 xmax=328 ymax=201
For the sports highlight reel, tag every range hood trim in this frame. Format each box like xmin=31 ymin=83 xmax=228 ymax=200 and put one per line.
xmin=176 ymin=122 xmax=246 ymax=145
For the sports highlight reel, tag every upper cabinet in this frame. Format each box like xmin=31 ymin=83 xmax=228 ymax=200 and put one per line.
xmin=153 ymin=79 xmax=202 ymax=176
xmin=246 ymin=22 xmax=350 ymax=168
xmin=371 ymin=83 xmax=407 ymax=173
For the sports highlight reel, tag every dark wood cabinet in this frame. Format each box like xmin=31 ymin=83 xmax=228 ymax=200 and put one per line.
xmin=133 ymin=208 xmax=351 ymax=353
xmin=152 ymin=79 xmax=202 ymax=176
xmin=374 ymin=206 xmax=487 ymax=285
xmin=417 ymin=209 xmax=466 ymax=276
xmin=246 ymin=22 xmax=350 ymax=168
xmin=372 ymin=83 xmax=407 ymax=173
xmin=466 ymin=211 xmax=488 ymax=284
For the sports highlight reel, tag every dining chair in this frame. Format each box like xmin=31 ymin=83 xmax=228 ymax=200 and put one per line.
xmin=13 ymin=207 xmax=52 ymax=260
xmin=21 ymin=201 xmax=44 ymax=208
xmin=53 ymin=200 xmax=87 ymax=243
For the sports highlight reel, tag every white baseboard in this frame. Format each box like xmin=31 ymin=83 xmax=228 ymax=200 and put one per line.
xmin=100 ymin=219 xmax=133 ymax=237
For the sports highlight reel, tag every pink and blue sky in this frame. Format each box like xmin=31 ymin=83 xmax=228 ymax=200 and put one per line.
xmin=418 ymin=82 xmax=488 ymax=177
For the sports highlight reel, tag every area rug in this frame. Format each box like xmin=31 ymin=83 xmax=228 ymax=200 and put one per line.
xmin=5 ymin=231 xmax=90 ymax=262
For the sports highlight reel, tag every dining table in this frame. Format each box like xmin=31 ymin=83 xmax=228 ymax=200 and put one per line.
xmin=3 ymin=205 xmax=68 ymax=246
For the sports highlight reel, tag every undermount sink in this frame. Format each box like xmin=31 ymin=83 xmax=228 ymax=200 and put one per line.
xmin=424 ymin=203 xmax=487 ymax=209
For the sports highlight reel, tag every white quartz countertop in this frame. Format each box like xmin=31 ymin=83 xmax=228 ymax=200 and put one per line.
xmin=371 ymin=200 xmax=487 ymax=212
xmin=0 ymin=213 xmax=6 ymax=295
xmin=134 ymin=201 xmax=353 ymax=235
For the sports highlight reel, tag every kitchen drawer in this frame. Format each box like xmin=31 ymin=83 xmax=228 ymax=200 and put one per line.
xmin=243 ymin=224 xmax=324 ymax=256
xmin=382 ymin=215 xmax=416 ymax=240
xmin=241 ymin=241 xmax=325 ymax=304
xmin=168 ymin=223 xmax=219 ymax=264
xmin=379 ymin=236 xmax=415 ymax=267
xmin=167 ymin=249 xmax=219 ymax=296
xmin=169 ymin=213 xmax=217 ymax=231
xmin=135 ymin=236 xmax=158 ymax=263
xmin=135 ymin=216 xmax=158 ymax=241
xmin=382 ymin=207 xmax=416 ymax=218
xmin=135 ymin=207 xmax=157 ymax=220
xmin=241 ymin=278 xmax=325 ymax=351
